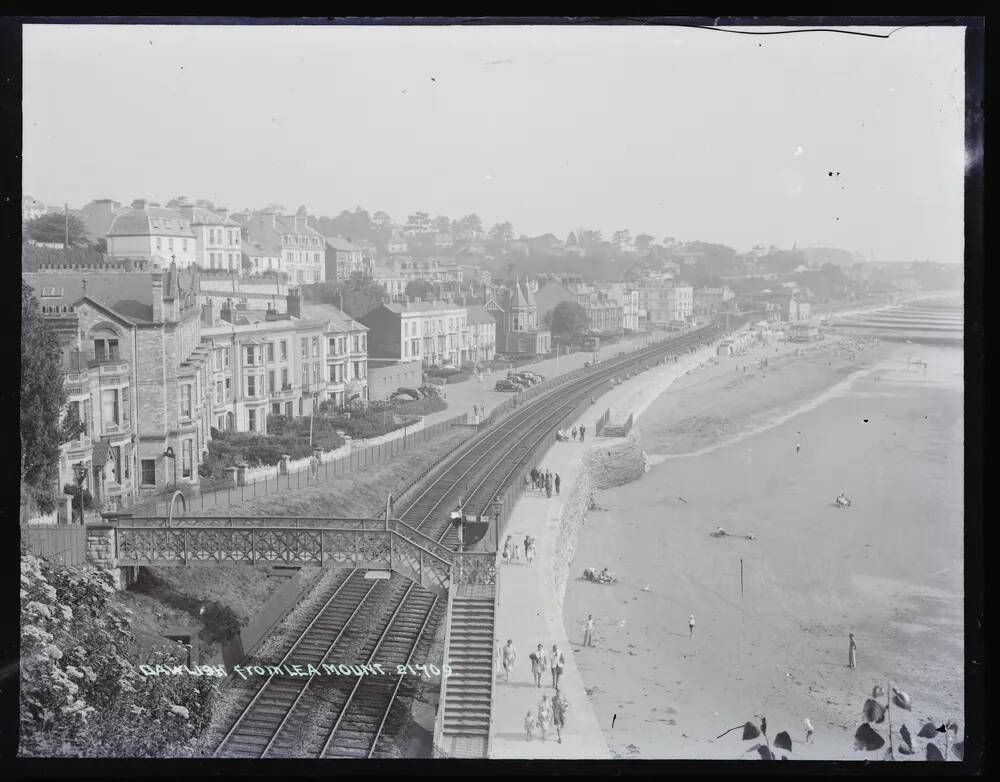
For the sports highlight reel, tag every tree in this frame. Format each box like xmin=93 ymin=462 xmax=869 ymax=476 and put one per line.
xmin=635 ymin=233 xmax=655 ymax=252
xmin=262 ymin=203 xmax=286 ymax=214
xmin=566 ymin=231 xmax=579 ymax=246
xmin=455 ymin=214 xmax=483 ymax=238
xmin=578 ymin=229 xmax=603 ymax=248
xmin=612 ymin=230 xmax=633 ymax=250
xmin=433 ymin=215 xmax=451 ymax=233
xmin=549 ymin=301 xmax=590 ymax=338
xmin=405 ymin=279 xmax=437 ymax=300
xmin=19 ymin=553 xmax=217 ymax=757
xmin=25 ymin=213 xmax=88 ymax=247
xmin=165 ymin=196 xmax=190 ymax=208
xmin=21 ymin=282 xmax=68 ymax=514
xmin=194 ymin=199 xmax=215 ymax=210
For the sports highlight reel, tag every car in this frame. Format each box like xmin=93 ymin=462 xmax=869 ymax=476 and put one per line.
xmin=390 ymin=388 xmax=421 ymax=401
xmin=495 ymin=379 xmax=521 ymax=392
xmin=509 ymin=372 xmax=538 ymax=385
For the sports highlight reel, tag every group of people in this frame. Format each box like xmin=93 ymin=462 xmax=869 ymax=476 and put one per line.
xmin=526 ymin=467 xmax=560 ymax=498
xmin=501 ymin=534 xmax=536 ymax=565
xmin=558 ymin=425 xmax=585 ymax=442
xmin=497 ymin=639 xmax=570 ymax=742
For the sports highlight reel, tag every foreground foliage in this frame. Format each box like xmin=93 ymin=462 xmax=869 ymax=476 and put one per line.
xmin=20 ymin=554 xmax=216 ymax=757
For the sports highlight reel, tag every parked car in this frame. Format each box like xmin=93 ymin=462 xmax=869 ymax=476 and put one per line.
xmin=495 ymin=379 xmax=521 ymax=392
xmin=390 ymin=387 xmax=421 ymax=401
xmin=511 ymin=373 xmax=540 ymax=386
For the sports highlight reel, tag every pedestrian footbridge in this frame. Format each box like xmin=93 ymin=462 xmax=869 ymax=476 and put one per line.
xmin=94 ymin=515 xmax=496 ymax=598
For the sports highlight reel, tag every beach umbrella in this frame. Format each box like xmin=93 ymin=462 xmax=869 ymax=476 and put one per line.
xmin=773 ymin=731 xmax=793 ymax=752
xmin=854 ymin=723 xmax=885 ymax=752
xmin=926 ymin=742 xmax=945 ymax=761
xmin=862 ymin=698 xmax=886 ymax=724
xmin=891 ymin=687 xmax=912 ymax=711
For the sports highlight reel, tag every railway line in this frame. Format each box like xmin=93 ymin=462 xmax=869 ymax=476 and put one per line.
xmin=213 ymin=317 xmax=743 ymax=758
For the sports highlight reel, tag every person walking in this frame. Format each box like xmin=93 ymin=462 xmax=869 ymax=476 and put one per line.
xmin=530 ymin=644 xmax=548 ymax=688
xmin=545 ymin=476 xmax=553 ymax=499
xmin=524 ymin=473 xmax=532 ymax=492
xmin=525 ymin=536 xmax=536 ymax=565
xmin=524 ymin=710 xmax=537 ymax=741
xmin=583 ymin=614 xmax=595 ymax=647
xmin=537 ymin=695 xmax=553 ymax=741
xmin=552 ymin=689 xmax=568 ymax=744
xmin=848 ymin=632 xmax=857 ymax=668
xmin=502 ymin=639 xmax=517 ymax=682
xmin=554 ymin=473 xmax=561 ymax=495
xmin=502 ymin=536 xmax=513 ymax=565
xmin=550 ymin=644 xmax=565 ymax=689
xmin=689 ymin=614 xmax=696 ymax=638
xmin=523 ymin=535 xmax=531 ymax=561
xmin=572 ymin=426 xmax=578 ymax=440
xmin=580 ymin=424 xmax=586 ymax=442
xmin=796 ymin=442 xmax=801 ymax=455
xmin=804 ymin=718 xmax=814 ymax=744
xmin=510 ymin=538 xmax=521 ymax=563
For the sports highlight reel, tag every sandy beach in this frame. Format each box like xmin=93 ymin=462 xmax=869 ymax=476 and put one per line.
xmin=563 ymin=338 xmax=964 ymax=760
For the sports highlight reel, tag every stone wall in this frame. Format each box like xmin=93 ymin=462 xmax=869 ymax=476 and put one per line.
xmin=549 ymin=430 xmax=646 ymax=608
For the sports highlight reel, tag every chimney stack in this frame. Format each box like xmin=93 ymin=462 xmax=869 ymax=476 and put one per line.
xmin=151 ymin=271 xmax=164 ymax=321
xmin=287 ymin=286 xmax=301 ymax=318
xmin=220 ymin=298 xmax=233 ymax=324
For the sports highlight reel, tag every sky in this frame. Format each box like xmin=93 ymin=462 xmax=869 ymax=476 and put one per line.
xmin=22 ymin=23 xmax=967 ymax=263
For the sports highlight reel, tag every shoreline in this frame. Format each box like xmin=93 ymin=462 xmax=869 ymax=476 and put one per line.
xmin=563 ymin=338 xmax=963 ymax=760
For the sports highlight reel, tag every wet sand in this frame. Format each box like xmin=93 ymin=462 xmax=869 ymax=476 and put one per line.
xmin=564 ymin=342 xmax=964 ymax=760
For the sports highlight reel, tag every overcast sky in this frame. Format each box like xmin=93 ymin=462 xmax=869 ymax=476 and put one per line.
xmin=23 ymin=23 xmax=966 ymax=262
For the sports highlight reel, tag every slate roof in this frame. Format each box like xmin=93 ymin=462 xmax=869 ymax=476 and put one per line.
xmin=300 ymin=302 xmax=369 ymax=332
xmin=323 ymin=236 xmax=365 ymax=253
xmin=108 ymin=203 xmax=195 ymax=238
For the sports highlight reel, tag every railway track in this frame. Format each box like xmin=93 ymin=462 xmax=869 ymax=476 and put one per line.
xmin=213 ymin=318 xmax=743 ymax=757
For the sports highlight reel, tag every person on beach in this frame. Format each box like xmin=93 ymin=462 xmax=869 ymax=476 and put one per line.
xmin=502 ymin=639 xmax=517 ymax=681
xmin=545 ymin=479 xmax=552 ymax=499
xmin=689 ymin=614 xmax=696 ymax=638
xmin=804 ymin=718 xmax=814 ymax=744
xmin=554 ymin=473 xmax=561 ymax=495
xmin=848 ymin=633 xmax=858 ymax=668
xmin=524 ymin=473 xmax=532 ymax=492
xmin=530 ymin=468 xmax=539 ymax=490
xmin=524 ymin=710 xmax=537 ymax=741
xmin=572 ymin=426 xmax=578 ymax=440
xmin=524 ymin=535 xmax=531 ymax=560
xmin=580 ymin=424 xmax=586 ymax=442
xmin=526 ymin=536 xmax=536 ymax=565
xmin=796 ymin=442 xmax=801 ymax=455
xmin=502 ymin=536 xmax=513 ymax=565
xmin=552 ymin=690 xmax=568 ymax=743
xmin=583 ymin=614 xmax=595 ymax=647
xmin=530 ymin=644 xmax=548 ymax=688
xmin=510 ymin=538 xmax=521 ymax=563
xmin=551 ymin=644 xmax=565 ymax=689
xmin=537 ymin=695 xmax=553 ymax=740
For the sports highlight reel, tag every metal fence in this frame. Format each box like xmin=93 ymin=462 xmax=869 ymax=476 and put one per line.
xmin=20 ymin=525 xmax=88 ymax=566
xmin=127 ymin=414 xmax=468 ymax=517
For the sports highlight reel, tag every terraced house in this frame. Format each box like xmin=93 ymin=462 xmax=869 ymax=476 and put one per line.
xmin=106 ymin=199 xmax=198 ymax=268
xmin=178 ymin=204 xmax=243 ymax=273
xmin=25 ymin=261 xmax=213 ymax=514
xmin=361 ymin=300 xmax=467 ymax=367
xmin=244 ymin=209 xmax=326 ymax=284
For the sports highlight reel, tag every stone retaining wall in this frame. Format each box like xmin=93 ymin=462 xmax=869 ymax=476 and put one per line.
xmin=549 ymin=431 xmax=646 ymax=608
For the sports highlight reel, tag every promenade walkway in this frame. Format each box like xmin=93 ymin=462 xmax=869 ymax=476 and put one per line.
xmin=488 ymin=336 xmax=724 ymax=759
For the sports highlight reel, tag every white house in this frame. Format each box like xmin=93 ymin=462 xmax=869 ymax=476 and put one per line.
xmin=106 ymin=199 xmax=198 ymax=268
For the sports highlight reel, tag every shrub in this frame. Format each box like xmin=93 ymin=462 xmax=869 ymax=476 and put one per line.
xmin=425 ymin=367 xmax=464 ymax=379
xmin=443 ymin=371 xmax=472 ymax=384
xmin=392 ymin=397 xmax=447 ymax=416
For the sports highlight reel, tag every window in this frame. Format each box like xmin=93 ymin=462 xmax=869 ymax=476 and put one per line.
xmin=361 ymin=335 xmax=367 ymax=351
xmin=286 ymin=401 xmax=293 ymax=417
xmin=301 ymin=338 xmax=309 ymax=358
xmin=272 ymin=403 xmax=281 ymax=415
xmin=223 ymin=349 xmax=230 ymax=368
xmin=248 ymin=409 xmax=257 ymax=432
xmin=141 ymin=459 xmax=156 ymax=486
xmin=340 ymin=337 xmax=347 ymax=354
xmin=268 ymin=371 xmax=275 ymax=393
xmin=168 ymin=238 xmax=174 ymax=251
xmin=312 ymin=363 xmax=319 ymax=383
xmin=280 ymin=340 xmax=288 ymax=360
xmin=111 ymin=445 xmax=122 ymax=484
xmin=101 ymin=389 xmax=120 ymax=426
xmin=312 ymin=337 xmax=319 ymax=357
xmin=224 ymin=378 xmax=231 ymax=399
xmin=183 ymin=239 xmax=188 ymax=251
xmin=245 ymin=346 xmax=255 ymax=366
xmin=180 ymin=385 xmax=192 ymax=418
xmin=281 ymin=367 xmax=289 ymax=387
xmin=215 ymin=381 xmax=223 ymax=404
xmin=352 ymin=335 xmax=360 ymax=352
xmin=156 ymin=238 xmax=162 ymax=250
xmin=247 ymin=375 xmax=256 ymax=397
xmin=182 ymin=440 xmax=192 ymax=478
xmin=298 ymin=398 xmax=304 ymax=416
xmin=329 ymin=338 xmax=338 ymax=354
xmin=301 ymin=365 xmax=309 ymax=387
xmin=267 ymin=342 xmax=275 ymax=362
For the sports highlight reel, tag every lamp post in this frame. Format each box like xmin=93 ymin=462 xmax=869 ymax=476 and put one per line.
xmin=163 ymin=446 xmax=177 ymax=490
xmin=72 ymin=462 xmax=87 ymax=525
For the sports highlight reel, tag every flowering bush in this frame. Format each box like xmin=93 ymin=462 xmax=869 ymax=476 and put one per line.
xmin=19 ymin=554 xmax=217 ymax=757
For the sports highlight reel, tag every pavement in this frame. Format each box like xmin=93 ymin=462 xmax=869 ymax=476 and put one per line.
xmin=488 ymin=331 xmax=727 ymax=759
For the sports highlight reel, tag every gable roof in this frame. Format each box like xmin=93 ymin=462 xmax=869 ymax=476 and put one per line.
xmin=323 ymin=236 xmax=365 ymax=253
xmin=465 ymin=304 xmax=496 ymax=325
xmin=25 ymin=271 xmax=157 ymax=323
xmin=108 ymin=203 xmax=195 ymax=238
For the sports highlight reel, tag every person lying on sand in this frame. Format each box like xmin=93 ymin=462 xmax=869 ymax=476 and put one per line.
xmin=716 ymin=526 xmax=727 ymax=537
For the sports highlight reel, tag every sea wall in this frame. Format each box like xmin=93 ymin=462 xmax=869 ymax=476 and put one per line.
xmin=549 ymin=430 xmax=646 ymax=609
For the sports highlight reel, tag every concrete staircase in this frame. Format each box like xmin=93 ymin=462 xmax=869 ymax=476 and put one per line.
xmin=598 ymin=423 xmax=628 ymax=437
xmin=439 ymin=595 xmax=495 ymax=754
